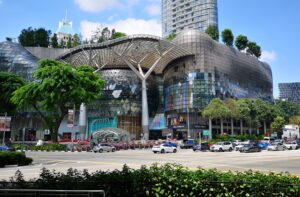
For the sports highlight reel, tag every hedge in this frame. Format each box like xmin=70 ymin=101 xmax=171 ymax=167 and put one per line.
xmin=0 ymin=152 xmax=33 ymax=167
xmin=2 ymin=163 xmax=300 ymax=196
xmin=32 ymin=143 xmax=67 ymax=151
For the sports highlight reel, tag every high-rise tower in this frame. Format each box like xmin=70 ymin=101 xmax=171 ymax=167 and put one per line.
xmin=162 ymin=0 xmax=218 ymax=37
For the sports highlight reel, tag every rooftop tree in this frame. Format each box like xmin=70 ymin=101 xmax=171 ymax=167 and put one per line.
xmin=205 ymin=25 xmax=219 ymax=41
xmin=11 ymin=60 xmax=105 ymax=141
xmin=221 ymin=29 xmax=234 ymax=46
xmin=247 ymin=41 xmax=261 ymax=58
xmin=235 ymin=35 xmax=248 ymax=51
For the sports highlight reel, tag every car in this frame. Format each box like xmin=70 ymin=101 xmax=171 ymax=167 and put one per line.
xmin=240 ymin=144 xmax=262 ymax=153
xmin=283 ymin=141 xmax=298 ymax=150
xmin=210 ymin=141 xmax=233 ymax=152
xmin=164 ymin=141 xmax=178 ymax=147
xmin=152 ymin=143 xmax=177 ymax=154
xmin=93 ymin=143 xmax=116 ymax=153
xmin=258 ymin=142 xmax=270 ymax=150
xmin=267 ymin=143 xmax=286 ymax=151
xmin=235 ymin=143 xmax=246 ymax=151
xmin=0 ymin=145 xmax=13 ymax=152
xmin=193 ymin=142 xmax=210 ymax=151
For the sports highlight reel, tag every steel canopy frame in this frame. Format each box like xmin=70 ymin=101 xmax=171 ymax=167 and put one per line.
xmin=57 ymin=35 xmax=193 ymax=140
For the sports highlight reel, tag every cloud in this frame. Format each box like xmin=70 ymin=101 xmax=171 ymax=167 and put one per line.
xmin=80 ymin=20 xmax=102 ymax=40
xmin=74 ymin=0 xmax=139 ymax=13
xmin=80 ymin=18 xmax=162 ymax=40
xmin=74 ymin=0 xmax=121 ymax=12
xmin=145 ymin=4 xmax=161 ymax=16
xmin=260 ymin=50 xmax=277 ymax=63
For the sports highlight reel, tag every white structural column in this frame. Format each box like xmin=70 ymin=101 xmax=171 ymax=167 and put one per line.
xmin=141 ymin=79 xmax=149 ymax=140
xmin=108 ymin=41 xmax=174 ymax=140
xmin=79 ymin=103 xmax=87 ymax=140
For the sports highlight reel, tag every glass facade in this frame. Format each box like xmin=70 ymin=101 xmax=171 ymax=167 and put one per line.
xmin=163 ymin=30 xmax=272 ymax=114
xmin=0 ymin=41 xmax=38 ymax=81
xmin=162 ymin=0 xmax=218 ymax=37
xmin=279 ymin=83 xmax=300 ymax=105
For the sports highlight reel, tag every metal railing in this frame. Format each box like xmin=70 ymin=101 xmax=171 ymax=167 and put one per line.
xmin=0 ymin=189 xmax=105 ymax=197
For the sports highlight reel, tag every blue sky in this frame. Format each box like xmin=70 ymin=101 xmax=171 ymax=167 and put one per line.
xmin=0 ymin=0 xmax=299 ymax=98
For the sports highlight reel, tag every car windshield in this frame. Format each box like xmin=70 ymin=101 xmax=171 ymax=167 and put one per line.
xmin=216 ymin=142 xmax=223 ymax=145
xmin=244 ymin=144 xmax=251 ymax=147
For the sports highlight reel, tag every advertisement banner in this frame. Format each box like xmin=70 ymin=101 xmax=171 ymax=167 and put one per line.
xmin=0 ymin=116 xmax=11 ymax=132
xmin=67 ymin=109 xmax=74 ymax=128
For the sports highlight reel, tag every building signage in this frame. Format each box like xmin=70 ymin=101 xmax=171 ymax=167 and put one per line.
xmin=0 ymin=116 xmax=11 ymax=132
xmin=67 ymin=109 xmax=74 ymax=128
xmin=202 ymin=130 xmax=210 ymax=136
xmin=193 ymin=124 xmax=208 ymax=129
xmin=171 ymin=125 xmax=186 ymax=129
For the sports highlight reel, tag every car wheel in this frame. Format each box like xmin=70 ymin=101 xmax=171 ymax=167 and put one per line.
xmin=219 ymin=148 xmax=223 ymax=152
xmin=153 ymin=151 xmax=157 ymax=154
xmin=289 ymin=147 xmax=292 ymax=150
xmin=99 ymin=149 xmax=103 ymax=153
xmin=112 ymin=148 xmax=116 ymax=152
xmin=229 ymin=147 xmax=233 ymax=152
xmin=161 ymin=149 xmax=165 ymax=154
xmin=173 ymin=149 xmax=177 ymax=153
xmin=93 ymin=151 xmax=97 ymax=153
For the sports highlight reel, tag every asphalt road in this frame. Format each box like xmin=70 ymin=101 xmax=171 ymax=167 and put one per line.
xmin=1 ymin=149 xmax=300 ymax=180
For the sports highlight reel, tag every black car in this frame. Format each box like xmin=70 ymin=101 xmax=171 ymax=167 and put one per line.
xmin=240 ymin=144 xmax=261 ymax=153
xmin=193 ymin=142 xmax=210 ymax=151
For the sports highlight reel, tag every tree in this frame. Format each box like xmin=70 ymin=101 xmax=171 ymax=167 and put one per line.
xmin=111 ymin=31 xmax=126 ymax=40
xmin=18 ymin=27 xmax=35 ymax=46
xmin=221 ymin=29 xmax=234 ymax=46
xmin=6 ymin=37 xmax=12 ymax=42
xmin=51 ymin=33 xmax=58 ymax=48
xmin=289 ymin=116 xmax=300 ymax=125
xmin=236 ymin=99 xmax=251 ymax=134
xmin=11 ymin=60 xmax=105 ymax=141
xmin=205 ymin=25 xmax=219 ymax=41
xmin=247 ymin=41 xmax=261 ymax=58
xmin=203 ymin=98 xmax=230 ymax=135
xmin=274 ymin=99 xmax=300 ymax=121
xmin=235 ymin=35 xmax=248 ymax=51
xmin=166 ymin=33 xmax=176 ymax=41
xmin=67 ymin=35 xmax=72 ymax=48
xmin=18 ymin=27 xmax=51 ymax=47
xmin=35 ymin=28 xmax=51 ymax=47
xmin=72 ymin=34 xmax=81 ymax=47
xmin=0 ymin=72 xmax=25 ymax=114
xmin=253 ymin=99 xmax=276 ymax=134
xmin=224 ymin=99 xmax=239 ymax=135
xmin=59 ymin=39 xmax=65 ymax=48
xmin=271 ymin=116 xmax=286 ymax=134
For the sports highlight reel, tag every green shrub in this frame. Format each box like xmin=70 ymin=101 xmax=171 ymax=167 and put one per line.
xmin=2 ymin=164 xmax=300 ymax=196
xmin=0 ymin=152 xmax=33 ymax=167
xmin=32 ymin=143 xmax=67 ymax=151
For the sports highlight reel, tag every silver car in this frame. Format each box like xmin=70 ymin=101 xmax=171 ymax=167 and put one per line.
xmin=93 ymin=143 xmax=116 ymax=153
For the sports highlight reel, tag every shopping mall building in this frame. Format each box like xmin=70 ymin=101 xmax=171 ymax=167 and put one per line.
xmin=0 ymin=30 xmax=273 ymax=141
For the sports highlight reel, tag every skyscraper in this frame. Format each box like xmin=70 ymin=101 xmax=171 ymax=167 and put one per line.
xmin=162 ymin=0 xmax=218 ymax=37
xmin=279 ymin=83 xmax=300 ymax=105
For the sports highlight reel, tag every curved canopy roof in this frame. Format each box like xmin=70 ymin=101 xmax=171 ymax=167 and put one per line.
xmin=57 ymin=34 xmax=193 ymax=74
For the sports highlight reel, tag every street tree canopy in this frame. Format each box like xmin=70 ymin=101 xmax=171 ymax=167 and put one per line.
xmin=11 ymin=60 xmax=105 ymax=141
xmin=202 ymin=98 xmax=230 ymax=120
xmin=0 ymin=72 xmax=25 ymax=115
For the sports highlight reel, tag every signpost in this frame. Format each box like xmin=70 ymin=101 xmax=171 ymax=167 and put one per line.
xmin=0 ymin=113 xmax=11 ymax=145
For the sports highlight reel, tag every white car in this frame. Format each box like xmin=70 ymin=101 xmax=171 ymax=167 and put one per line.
xmin=93 ymin=143 xmax=116 ymax=153
xmin=267 ymin=143 xmax=286 ymax=151
xmin=210 ymin=141 xmax=233 ymax=152
xmin=284 ymin=141 xmax=298 ymax=150
xmin=152 ymin=143 xmax=177 ymax=154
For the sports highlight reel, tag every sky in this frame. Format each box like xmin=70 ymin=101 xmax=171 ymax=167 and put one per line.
xmin=0 ymin=0 xmax=299 ymax=98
